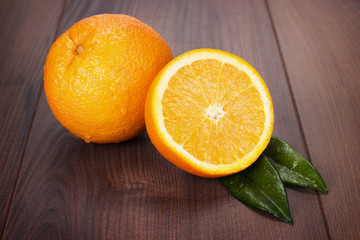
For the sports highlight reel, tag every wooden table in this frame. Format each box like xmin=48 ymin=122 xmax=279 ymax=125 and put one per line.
xmin=1 ymin=0 xmax=359 ymax=239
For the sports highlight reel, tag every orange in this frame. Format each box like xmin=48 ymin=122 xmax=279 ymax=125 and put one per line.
xmin=44 ymin=14 xmax=173 ymax=143
xmin=145 ymin=49 xmax=274 ymax=177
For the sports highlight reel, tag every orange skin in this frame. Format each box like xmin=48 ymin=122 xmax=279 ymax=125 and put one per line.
xmin=44 ymin=14 xmax=173 ymax=143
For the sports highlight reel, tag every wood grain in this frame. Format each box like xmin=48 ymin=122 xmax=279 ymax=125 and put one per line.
xmin=268 ymin=0 xmax=360 ymax=239
xmin=1 ymin=0 xmax=336 ymax=239
xmin=0 ymin=0 xmax=64 ymax=237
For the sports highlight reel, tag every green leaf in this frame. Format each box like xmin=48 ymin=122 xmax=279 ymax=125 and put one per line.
xmin=263 ymin=136 xmax=328 ymax=193
xmin=221 ymin=155 xmax=293 ymax=224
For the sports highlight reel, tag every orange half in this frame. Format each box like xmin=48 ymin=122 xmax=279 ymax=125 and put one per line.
xmin=145 ymin=49 xmax=274 ymax=177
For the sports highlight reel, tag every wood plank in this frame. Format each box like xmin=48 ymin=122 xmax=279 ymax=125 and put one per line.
xmin=268 ymin=0 xmax=360 ymax=239
xmin=0 ymin=0 xmax=64 ymax=237
xmin=4 ymin=0 xmax=329 ymax=238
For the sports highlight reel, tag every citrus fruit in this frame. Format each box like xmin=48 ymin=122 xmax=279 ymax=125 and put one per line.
xmin=44 ymin=14 xmax=173 ymax=143
xmin=145 ymin=49 xmax=274 ymax=177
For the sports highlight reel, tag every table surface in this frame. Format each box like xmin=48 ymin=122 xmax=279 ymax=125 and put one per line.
xmin=1 ymin=0 xmax=360 ymax=239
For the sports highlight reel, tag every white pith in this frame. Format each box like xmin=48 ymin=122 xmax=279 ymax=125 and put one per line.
xmin=205 ymin=105 xmax=226 ymax=121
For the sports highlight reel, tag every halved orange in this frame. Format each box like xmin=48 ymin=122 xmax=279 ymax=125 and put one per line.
xmin=145 ymin=49 xmax=274 ymax=177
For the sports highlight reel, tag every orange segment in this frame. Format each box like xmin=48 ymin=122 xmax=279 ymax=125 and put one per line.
xmin=145 ymin=49 xmax=274 ymax=177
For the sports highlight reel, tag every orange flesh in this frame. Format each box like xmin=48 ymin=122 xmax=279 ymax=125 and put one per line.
xmin=162 ymin=59 xmax=265 ymax=165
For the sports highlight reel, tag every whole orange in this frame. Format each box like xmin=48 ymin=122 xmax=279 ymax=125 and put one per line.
xmin=44 ymin=14 xmax=173 ymax=143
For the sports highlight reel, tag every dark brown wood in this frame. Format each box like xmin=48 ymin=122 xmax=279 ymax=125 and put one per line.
xmin=5 ymin=0 xmax=358 ymax=238
xmin=0 ymin=0 xmax=65 ymax=237
xmin=268 ymin=0 xmax=360 ymax=239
